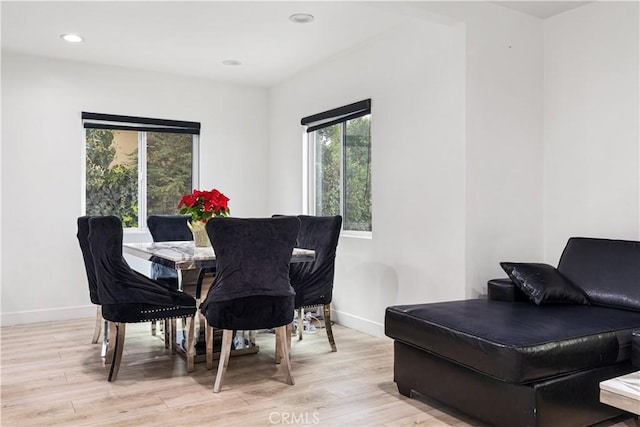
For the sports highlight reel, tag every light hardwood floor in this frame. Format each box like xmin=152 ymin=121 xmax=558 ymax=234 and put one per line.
xmin=0 ymin=318 xmax=636 ymax=427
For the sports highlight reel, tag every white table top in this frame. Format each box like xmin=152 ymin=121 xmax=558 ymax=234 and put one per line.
xmin=600 ymin=370 xmax=640 ymax=415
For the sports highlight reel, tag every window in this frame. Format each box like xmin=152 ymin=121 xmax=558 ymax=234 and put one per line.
xmin=82 ymin=112 xmax=199 ymax=229
xmin=302 ymin=100 xmax=372 ymax=233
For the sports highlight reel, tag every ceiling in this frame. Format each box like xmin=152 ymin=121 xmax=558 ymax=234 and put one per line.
xmin=493 ymin=1 xmax=592 ymax=18
xmin=1 ymin=1 xmax=593 ymax=87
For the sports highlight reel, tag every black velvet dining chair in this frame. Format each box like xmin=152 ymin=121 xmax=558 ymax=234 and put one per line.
xmin=147 ymin=214 xmax=192 ymax=287
xmin=289 ymin=215 xmax=342 ymax=351
xmin=88 ymin=216 xmax=197 ymax=381
xmin=147 ymin=214 xmax=192 ymax=338
xmin=76 ymin=216 xmax=106 ymax=350
xmin=200 ymin=216 xmax=300 ymax=392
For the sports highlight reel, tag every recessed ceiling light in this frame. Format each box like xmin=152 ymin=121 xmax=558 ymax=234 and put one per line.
xmin=60 ymin=33 xmax=84 ymax=43
xmin=222 ymin=59 xmax=242 ymax=66
xmin=289 ymin=13 xmax=314 ymax=24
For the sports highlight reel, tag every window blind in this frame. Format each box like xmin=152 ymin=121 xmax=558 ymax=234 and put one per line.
xmin=82 ymin=112 xmax=200 ymax=135
xmin=300 ymin=99 xmax=371 ymax=133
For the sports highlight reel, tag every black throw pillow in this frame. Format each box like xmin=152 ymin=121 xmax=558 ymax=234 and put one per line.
xmin=500 ymin=262 xmax=589 ymax=306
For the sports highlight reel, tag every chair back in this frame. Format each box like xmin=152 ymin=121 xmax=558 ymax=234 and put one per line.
xmin=201 ymin=216 xmax=300 ymax=330
xmin=147 ymin=215 xmax=192 ymax=241
xmin=289 ymin=215 xmax=342 ymax=308
xmin=77 ymin=216 xmax=100 ymax=304
xmin=88 ymin=216 xmax=194 ymax=313
xmin=147 ymin=214 xmax=193 ymax=286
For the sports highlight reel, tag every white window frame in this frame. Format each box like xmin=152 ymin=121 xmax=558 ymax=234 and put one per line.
xmin=306 ymin=119 xmax=372 ymax=239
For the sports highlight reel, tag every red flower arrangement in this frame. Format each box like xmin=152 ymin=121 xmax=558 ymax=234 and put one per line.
xmin=177 ymin=188 xmax=230 ymax=223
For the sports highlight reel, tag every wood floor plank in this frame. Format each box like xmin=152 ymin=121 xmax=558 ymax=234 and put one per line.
xmin=1 ymin=317 xmax=635 ymax=426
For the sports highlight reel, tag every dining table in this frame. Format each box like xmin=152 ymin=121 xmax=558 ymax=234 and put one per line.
xmin=122 ymin=241 xmax=316 ymax=369
xmin=123 ymin=241 xmax=315 ymax=290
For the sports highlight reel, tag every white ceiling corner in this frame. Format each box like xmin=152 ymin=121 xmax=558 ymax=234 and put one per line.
xmin=491 ymin=1 xmax=593 ymax=19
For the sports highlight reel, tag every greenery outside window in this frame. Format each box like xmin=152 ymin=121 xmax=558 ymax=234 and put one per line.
xmin=83 ymin=112 xmax=199 ymax=229
xmin=302 ymin=100 xmax=372 ymax=234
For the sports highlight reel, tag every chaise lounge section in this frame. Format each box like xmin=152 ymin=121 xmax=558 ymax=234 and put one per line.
xmin=385 ymin=237 xmax=640 ymax=426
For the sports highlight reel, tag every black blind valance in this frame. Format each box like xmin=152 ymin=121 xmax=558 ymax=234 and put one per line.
xmin=82 ymin=112 xmax=200 ymax=135
xmin=301 ymin=99 xmax=371 ymax=133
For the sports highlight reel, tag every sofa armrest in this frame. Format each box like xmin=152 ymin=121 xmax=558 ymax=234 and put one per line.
xmin=488 ymin=278 xmax=529 ymax=302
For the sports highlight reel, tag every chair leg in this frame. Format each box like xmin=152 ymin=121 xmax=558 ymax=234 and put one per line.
xmin=92 ymin=305 xmax=101 ymax=344
xmin=101 ymin=320 xmax=109 ymax=358
xmin=164 ymin=319 xmax=170 ymax=349
xmin=108 ymin=322 xmax=126 ymax=382
xmin=297 ymin=308 xmax=304 ymax=341
xmin=275 ymin=326 xmax=294 ymax=385
xmin=205 ymin=323 xmax=214 ymax=370
xmin=213 ymin=329 xmax=233 ymax=393
xmin=324 ymin=304 xmax=337 ymax=352
xmin=151 ymin=320 xmax=157 ymax=336
xmin=185 ymin=316 xmax=195 ymax=373
xmin=104 ymin=321 xmax=116 ymax=365
xmin=170 ymin=319 xmax=177 ymax=355
xmin=197 ymin=311 xmax=206 ymax=345
xmin=276 ymin=322 xmax=294 ymax=365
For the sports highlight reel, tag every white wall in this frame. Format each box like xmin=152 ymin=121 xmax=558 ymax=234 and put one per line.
xmin=269 ymin=4 xmax=544 ymax=335
xmin=543 ymin=1 xmax=640 ymax=262
xmin=270 ymin=19 xmax=467 ymax=336
xmin=457 ymin=3 xmax=544 ymax=296
xmin=1 ymin=53 xmax=269 ymax=325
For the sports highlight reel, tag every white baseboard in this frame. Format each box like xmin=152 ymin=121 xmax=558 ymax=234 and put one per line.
xmin=331 ymin=308 xmax=387 ymax=339
xmin=1 ymin=305 xmax=96 ymax=326
xmin=1 ymin=305 xmax=389 ymax=342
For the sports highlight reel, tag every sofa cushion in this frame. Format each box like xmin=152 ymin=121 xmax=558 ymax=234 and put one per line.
xmin=557 ymin=238 xmax=640 ymax=311
xmin=500 ymin=262 xmax=589 ymax=305
xmin=385 ymin=300 xmax=640 ymax=384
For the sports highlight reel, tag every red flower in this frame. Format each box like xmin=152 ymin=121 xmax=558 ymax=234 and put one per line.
xmin=177 ymin=194 xmax=197 ymax=208
xmin=177 ymin=188 xmax=230 ymax=222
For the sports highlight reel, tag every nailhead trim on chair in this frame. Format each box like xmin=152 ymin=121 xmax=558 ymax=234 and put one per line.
xmin=134 ymin=310 xmax=191 ymax=323
xmin=300 ymin=304 xmax=323 ymax=309
xmin=140 ymin=306 xmax=182 ymax=314
xmin=136 ymin=316 xmax=189 ymax=322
